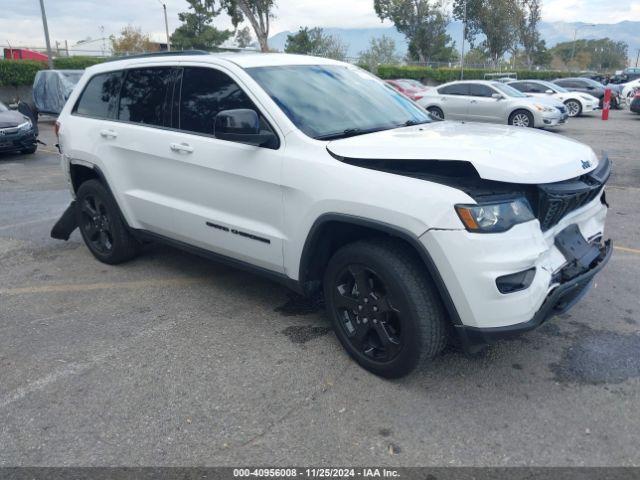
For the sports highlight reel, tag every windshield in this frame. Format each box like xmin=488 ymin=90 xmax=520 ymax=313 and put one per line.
xmin=247 ymin=65 xmax=431 ymax=140
xmin=0 ymin=101 xmax=7 ymax=112
xmin=493 ymin=83 xmax=528 ymax=98
xmin=398 ymin=79 xmax=425 ymax=89
xmin=582 ymin=78 xmax=604 ymax=88
xmin=539 ymin=80 xmax=567 ymax=93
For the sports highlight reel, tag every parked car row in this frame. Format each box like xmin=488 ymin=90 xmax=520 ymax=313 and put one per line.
xmin=385 ymin=74 xmax=639 ymax=129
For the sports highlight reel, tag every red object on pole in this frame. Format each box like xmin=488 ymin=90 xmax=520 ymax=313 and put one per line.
xmin=602 ymin=88 xmax=611 ymax=121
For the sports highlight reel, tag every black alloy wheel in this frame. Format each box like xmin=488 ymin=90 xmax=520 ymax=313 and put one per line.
xmin=75 ymin=179 xmax=139 ymax=264
xmin=324 ymin=238 xmax=448 ymax=378
xmin=332 ymin=264 xmax=403 ymax=362
xmin=79 ymin=194 xmax=114 ymax=255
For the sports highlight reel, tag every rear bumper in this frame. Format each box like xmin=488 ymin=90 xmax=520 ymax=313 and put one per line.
xmin=454 ymin=239 xmax=612 ymax=352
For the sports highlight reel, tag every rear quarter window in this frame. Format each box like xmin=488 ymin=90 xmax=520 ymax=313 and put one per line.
xmin=74 ymin=71 xmax=123 ymax=119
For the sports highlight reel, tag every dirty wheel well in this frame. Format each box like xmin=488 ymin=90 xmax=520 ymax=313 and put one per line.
xmin=70 ymin=164 xmax=100 ymax=193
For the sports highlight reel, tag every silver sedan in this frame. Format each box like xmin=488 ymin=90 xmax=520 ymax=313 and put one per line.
xmin=418 ymin=80 xmax=568 ymax=128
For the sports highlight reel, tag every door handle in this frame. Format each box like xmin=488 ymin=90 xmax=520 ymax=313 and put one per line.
xmin=470 ymin=99 xmax=478 ymax=103
xmin=100 ymin=129 xmax=117 ymax=139
xmin=170 ymin=142 xmax=194 ymax=153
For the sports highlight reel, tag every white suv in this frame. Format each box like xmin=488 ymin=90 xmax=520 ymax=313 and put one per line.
xmin=52 ymin=52 xmax=612 ymax=378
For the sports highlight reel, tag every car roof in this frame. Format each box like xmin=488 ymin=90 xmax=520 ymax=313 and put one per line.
xmin=440 ymin=80 xmax=501 ymax=87
xmin=86 ymin=52 xmax=346 ymax=74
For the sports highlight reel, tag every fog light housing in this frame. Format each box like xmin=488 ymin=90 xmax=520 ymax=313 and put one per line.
xmin=496 ymin=267 xmax=536 ymax=294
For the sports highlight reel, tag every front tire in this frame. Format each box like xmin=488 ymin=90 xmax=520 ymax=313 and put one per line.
xmin=75 ymin=179 xmax=139 ymax=265
xmin=509 ymin=109 xmax=534 ymax=128
xmin=564 ymin=99 xmax=582 ymax=117
xmin=323 ymin=238 xmax=448 ymax=378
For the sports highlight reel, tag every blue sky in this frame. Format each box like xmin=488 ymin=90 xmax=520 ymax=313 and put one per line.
xmin=1 ymin=0 xmax=639 ymax=49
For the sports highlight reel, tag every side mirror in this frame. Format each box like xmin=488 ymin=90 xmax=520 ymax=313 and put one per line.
xmin=491 ymin=93 xmax=504 ymax=100
xmin=545 ymin=89 xmax=554 ymax=94
xmin=214 ymin=109 xmax=276 ymax=147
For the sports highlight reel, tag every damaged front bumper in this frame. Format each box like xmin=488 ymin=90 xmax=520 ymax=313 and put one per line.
xmin=455 ymin=235 xmax=612 ymax=351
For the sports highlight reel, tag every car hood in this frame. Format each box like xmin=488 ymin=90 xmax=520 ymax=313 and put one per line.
xmin=0 ymin=110 xmax=28 ymax=128
xmin=327 ymin=121 xmax=599 ymax=184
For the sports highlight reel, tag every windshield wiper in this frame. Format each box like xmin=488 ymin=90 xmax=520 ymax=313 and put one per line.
xmin=402 ymin=119 xmax=431 ymax=127
xmin=314 ymin=126 xmax=390 ymax=141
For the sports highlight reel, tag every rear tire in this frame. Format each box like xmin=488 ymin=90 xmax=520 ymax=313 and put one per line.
xmin=323 ymin=238 xmax=448 ymax=378
xmin=509 ymin=109 xmax=534 ymax=128
xmin=564 ymin=100 xmax=582 ymax=117
xmin=75 ymin=179 xmax=140 ymax=265
xmin=427 ymin=106 xmax=444 ymax=120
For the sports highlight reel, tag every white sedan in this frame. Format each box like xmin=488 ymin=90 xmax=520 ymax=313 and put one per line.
xmin=508 ymin=80 xmax=599 ymax=117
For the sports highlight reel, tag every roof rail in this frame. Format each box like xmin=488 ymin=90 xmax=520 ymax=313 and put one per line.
xmin=102 ymin=50 xmax=210 ymax=63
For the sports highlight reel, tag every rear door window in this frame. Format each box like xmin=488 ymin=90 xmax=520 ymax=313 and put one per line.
xmin=118 ymin=67 xmax=174 ymax=127
xmin=468 ymin=83 xmax=494 ymax=97
xmin=74 ymin=71 xmax=123 ymax=119
xmin=438 ymin=84 xmax=469 ymax=96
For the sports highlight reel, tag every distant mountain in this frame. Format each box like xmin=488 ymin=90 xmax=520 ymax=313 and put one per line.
xmin=269 ymin=21 xmax=640 ymax=63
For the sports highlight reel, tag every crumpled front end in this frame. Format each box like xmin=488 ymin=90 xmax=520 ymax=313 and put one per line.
xmin=420 ymin=156 xmax=612 ymax=349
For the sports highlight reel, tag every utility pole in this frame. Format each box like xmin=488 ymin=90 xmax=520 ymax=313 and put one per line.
xmin=460 ymin=0 xmax=467 ymax=80
xmin=38 ymin=0 xmax=54 ymax=69
xmin=636 ymin=49 xmax=640 ymax=68
xmin=158 ymin=0 xmax=171 ymax=51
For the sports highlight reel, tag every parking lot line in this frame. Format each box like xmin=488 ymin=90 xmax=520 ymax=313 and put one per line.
xmin=0 ymin=216 xmax=58 ymax=231
xmin=0 ymin=277 xmax=207 ymax=296
xmin=615 ymin=245 xmax=640 ymax=255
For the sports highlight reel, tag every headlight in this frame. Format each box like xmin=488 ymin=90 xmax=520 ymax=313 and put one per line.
xmin=455 ymin=198 xmax=535 ymax=233
xmin=534 ymin=104 xmax=557 ymax=113
xmin=18 ymin=119 xmax=33 ymax=131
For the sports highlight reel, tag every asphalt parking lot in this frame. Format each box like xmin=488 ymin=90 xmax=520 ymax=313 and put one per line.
xmin=1 ymin=111 xmax=639 ymax=467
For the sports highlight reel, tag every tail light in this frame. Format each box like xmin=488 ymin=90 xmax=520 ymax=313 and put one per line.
xmin=54 ymin=120 xmax=60 ymax=138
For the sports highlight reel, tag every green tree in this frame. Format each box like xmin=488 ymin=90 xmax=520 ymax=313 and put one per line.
xmin=234 ymin=26 xmax=253 ymax=48
xmin=516 ymin=0 xmax=542 ymax=68
xmin=374 ymin=0 xmax=457 ymax=64
xmin=170 ymin=0 xmax=232 ymax=50
xmin=453 ymin=0 xmax=522 ymax=66
xmin=463 ymin=47 xmax=489 ymax=67
xmin=284 ymin=27 xmax=348 ymax=61
xmin=110 ymin=25 xmax=159 ymax=54
xmin=550 ymin=38 xmax=628 ymax=71
xmin=358 ymin=35 xmax=401 ymax=73
xmin=221 ymin=0 xmax=275 ymax=52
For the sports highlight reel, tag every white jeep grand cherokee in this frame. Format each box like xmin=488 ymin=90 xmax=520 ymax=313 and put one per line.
xmin=52 ymin=52 xmax=612 ymax=378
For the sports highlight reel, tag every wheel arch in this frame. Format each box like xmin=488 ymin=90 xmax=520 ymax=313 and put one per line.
xmin=508 ymin=108 xmax=535 ymax=125
xmin=69 ymin=161 xmax=133 ymax=230
xmin=298 ymin=213 xmax=463 ymax=326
